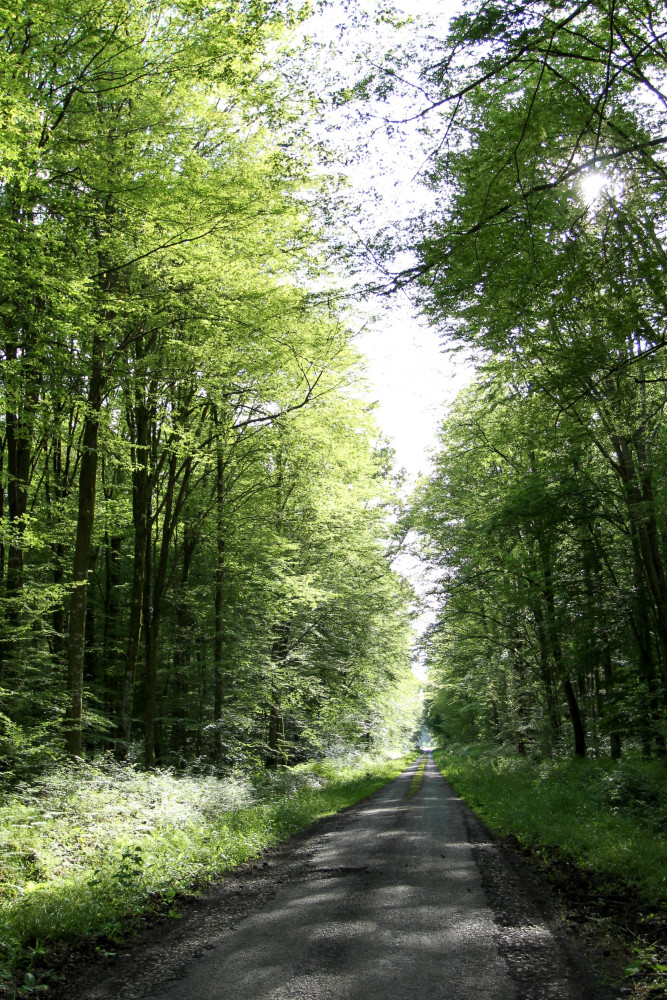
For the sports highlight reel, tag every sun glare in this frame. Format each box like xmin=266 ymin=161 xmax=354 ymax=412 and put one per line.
xmin=579 ymin=171 xmax=608 ymax=204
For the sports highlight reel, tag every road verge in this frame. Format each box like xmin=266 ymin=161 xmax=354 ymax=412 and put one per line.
xmin=432 ymin=747 xmax=666 ymax=999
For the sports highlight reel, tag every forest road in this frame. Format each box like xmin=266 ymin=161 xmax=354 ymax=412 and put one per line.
xmin=65 ymin=754 xmax=615 ymax=1000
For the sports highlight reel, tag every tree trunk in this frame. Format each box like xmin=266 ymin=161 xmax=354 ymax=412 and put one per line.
xmin=1 ymin=341 xmax=39 ymax=681
xmin=195 ymin=637 xmax=206 ymax=759
xmin=171 ymin=527 xmax=197 ymax=764
xmin=117 ymin=395 xmax=150 ymax=757
xmin=615 ymin=436 xmax=667 ymax=687
xmin=144 ymin=451 xmax=188 ymax=768
xmin=265 ymin=624 xmax=289 ymax=768
xmin=538 ymin=533 xmax=586 ymax=757
xmin=629 ymin=538 xmax=665 ymax=757
xmin=533 ymin=597 xmax=561 ymax=743
xmin=266 ymin=701 xmax=286 ymax=769
xmin=562 ymin=677 xmax=586 ymax=758
xmin=103 ymin=533 xmax=122 ymax=710
xmin=65 ymin=331 xmax=106 ymax=756
xmin=601 ymin=651 xmax=621 ymax=759
xmin=213 ymin=438 xmax=225 ymax=765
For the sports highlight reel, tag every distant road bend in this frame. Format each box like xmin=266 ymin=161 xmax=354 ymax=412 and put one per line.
xmin=79 ymin=754 xmax=613 ymax=1000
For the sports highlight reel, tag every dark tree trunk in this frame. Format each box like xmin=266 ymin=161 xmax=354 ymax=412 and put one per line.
xmin=1 ymin=341 xmax=40 ymax=682
xmin=630 ymin=555 xmax=665 ymax=757
xmin=45 ymin=420 xmax=76 ymax=665
xmin=213 ymin=438 xmax=225 ymax=765
xmin=615 ymin=436 xmax=667 ymax=688
xmin=117 ymin=394 xmax=150 ymax=756
xmin=539 ymin=533 xmax=586 ymax=757
xmin=144 ymin=450 xmax=191 ymax=768
xmin=84 ymin=591 xmax=97 ymax=682
xmin=195 ymin=637 xmax=206 ymax=759
xmin=562 ymin=677 xmax=586 ymax=758
xmin=65 ymin=331 xmax=106 ymax=756
xmin=601 ymin=651 xmax=621 ymax=759
xmin=534 ymin=600 xmax=561 ymax=743
xmin=103 ymin=533 xmax=122 ymax=710
xmin=51 ymin=544 xmax=67 ymax=662
xmin=171 ymin=527 xmax=197 ymax=763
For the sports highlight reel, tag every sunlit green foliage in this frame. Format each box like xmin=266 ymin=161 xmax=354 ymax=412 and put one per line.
xmin=402 ymin=0 xmax=667 ymax=760
xmin=0 ymin=0 xmax=418 ymax=770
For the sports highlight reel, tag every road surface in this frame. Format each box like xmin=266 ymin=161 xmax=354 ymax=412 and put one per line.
xmin=66 ymin=753 xmax=614 ymax=1000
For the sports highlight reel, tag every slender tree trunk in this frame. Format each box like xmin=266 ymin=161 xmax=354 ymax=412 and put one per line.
xmin=195 ymin=637 xmax=206 ymax=759
xmin=51 ymin=544 xmax=66 ymax=662
xmin=615 ymin=436 xmax=667 ymax=686
xmin=533 ymin=597 xmax=561 ymax=744
xmin=580 ymin=531 xmax=619 ymax=758
xmin=562 ymin=677 xmax=586 ymax=758
xmin=0 ymin=436 xmax=5 ymax=636
xmin=266 ymin=625 xmax=289 ymax=768
xmin=117 ymin=396 xmax=150 ymax=756
xmin=510 ymin=625 xmax=529 ymax=755
xmin=213 ymin=439 xmax=225 ymax=765
xmin=46 ymin=424 xmax=76 ymax=664
xmin=84 ymin=586 xmax=97 ymax=683
xmin=171 ymin=528 xmax=197 ymax=763
xmin=538 ymin=533 xmax=586 ymax=757
xmin=65 ymin=331 xmax=107 ymax=756
xmin=266 ymin=702 xmax=286 ymax=768
xmin=629 ymin=530 xmax=666 ymax=756
xmin=601 ymin=651 xmax=621 ymax=759
xmin=1 ymin=343 xmax=39 ymax=681
xmin=140 ymin=503 xmax=152 ymax=746
xmin=0 ymin=436 xmax=5 ymax=685
xmin=103 ymin=533 xmax=122 ymax=710
xmin=5 ymin=406 xmax=29 ymax=616
xmin=527 ymin=536 xmax=560 ymax=745
xmin=144 ymin=451 xmax=182 ymax=769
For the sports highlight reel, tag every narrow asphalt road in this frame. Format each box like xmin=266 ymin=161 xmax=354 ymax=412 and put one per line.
xmin=64 ymin=753 xmax=616 ymax=1000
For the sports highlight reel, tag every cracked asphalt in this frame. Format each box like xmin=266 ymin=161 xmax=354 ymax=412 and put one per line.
xmin=61 ymin=753 xmax=617 ymax=1000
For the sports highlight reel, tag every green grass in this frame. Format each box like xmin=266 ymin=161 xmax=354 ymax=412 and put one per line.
xmin=405 ymin=754 xmax=426 ymax=799
xmin=0 ymin=752 xmax=415 ymax=997
xmin=432 ymin=747 xmax=667 ymax=908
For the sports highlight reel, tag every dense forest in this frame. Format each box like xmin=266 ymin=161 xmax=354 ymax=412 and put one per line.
xmin=396 ymin=1 xmax=667 ymax=760
xmin=2 ymin=0 xmax=667 ymax=775
xmin=0 ymin=0 xmax=419 ymax=776
xmin=0 ymin=4 xmax=666 ymax=997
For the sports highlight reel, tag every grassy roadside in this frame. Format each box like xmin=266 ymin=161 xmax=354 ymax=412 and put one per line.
xmin=432 ymin=747 xmax=667 ymax=997
xmin=406 ymin=754 xmax=426 ymax=799
xmin=0 ymin=752 xmax=415 ymax=997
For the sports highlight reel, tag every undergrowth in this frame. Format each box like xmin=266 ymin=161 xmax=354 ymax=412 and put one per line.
xmin=433 ymin=746 xmax=667 ymax=996
xmin=0 ymin=751 xmax=413 ymax=997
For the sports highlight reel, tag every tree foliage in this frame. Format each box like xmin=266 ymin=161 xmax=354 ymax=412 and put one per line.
xmin=0 ymin=0 xmax=419 ymax=774
xmin=403 ymin=0 xmax=667 ymax=758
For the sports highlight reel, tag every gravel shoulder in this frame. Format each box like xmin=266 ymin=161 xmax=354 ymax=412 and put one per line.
xmin=54 ymin=754 xmax=619 ymax=1000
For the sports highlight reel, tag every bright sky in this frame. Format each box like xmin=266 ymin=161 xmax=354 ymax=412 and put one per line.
xmin=303 ymin=0 xmax=469 ymax=674
xmin=306 ymin=0 xmax=468 ymax=482
xmin=356 ymin=302 xmax=469 ymax=482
